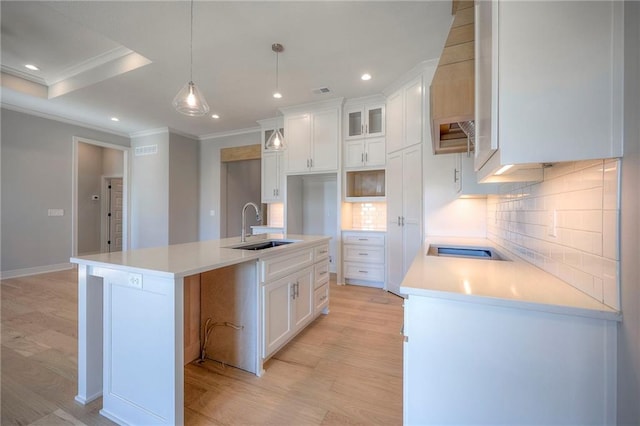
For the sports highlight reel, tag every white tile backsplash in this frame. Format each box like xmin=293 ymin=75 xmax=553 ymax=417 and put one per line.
xmin=487 ymin=159 xmax=621 ymax=309
xmin=350 ymin=202 xmax=387 ymax=230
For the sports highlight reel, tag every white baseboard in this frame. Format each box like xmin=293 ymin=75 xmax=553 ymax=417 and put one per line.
xmin=1 ymin=262 xmax=74 ymax=279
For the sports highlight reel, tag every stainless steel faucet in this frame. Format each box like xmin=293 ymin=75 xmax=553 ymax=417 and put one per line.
xmin=241 ymin=202 xmax=261 ymax=243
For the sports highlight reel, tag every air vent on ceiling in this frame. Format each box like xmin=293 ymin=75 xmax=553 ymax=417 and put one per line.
xmin=134 ymin=144 xmax=158 ymax=156
xmin=312 ymin=87 xmax=331 ymax=95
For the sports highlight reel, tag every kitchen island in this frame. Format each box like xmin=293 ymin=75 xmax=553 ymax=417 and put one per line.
xmin=401 ymin=237 xmax=620 ymax=425
xmin=71 ymin=234 xmax=331 ymax=426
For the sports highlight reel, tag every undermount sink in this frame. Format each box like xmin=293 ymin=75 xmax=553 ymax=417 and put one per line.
xmin=229 ymin=240 xmax=297 ymax=251
xmin=427 ymin=244 xmax=506 ymax=260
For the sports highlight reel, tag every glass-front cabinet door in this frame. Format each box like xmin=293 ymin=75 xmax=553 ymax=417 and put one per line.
xmin=345 ymin=104 xmax=385 ymax=140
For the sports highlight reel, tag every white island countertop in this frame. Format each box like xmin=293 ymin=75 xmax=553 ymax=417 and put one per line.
xmin=400 ymin=237 xmax=620 ymax=321
xmin=71 ymin=234 xmax=330 ymax=279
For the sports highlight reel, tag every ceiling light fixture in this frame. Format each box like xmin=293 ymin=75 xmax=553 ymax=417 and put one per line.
xmin=172 ymin=0 xmax=209 ymax=116
xmin=361 ymin=73 xmax=372 ymax=81
xmin=211 ymin=114 xmax=220 ymax=119
xmin=25 ymin=64 xmax=39 ymax=71
xmin=110 ymin=117 xmax=120 ymax=122
xmin=271 ymin=43 xmax=284 ymax=99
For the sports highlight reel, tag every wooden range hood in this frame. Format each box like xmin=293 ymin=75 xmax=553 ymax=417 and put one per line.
xmin=430 ymin=0 xmax=475 ymax=155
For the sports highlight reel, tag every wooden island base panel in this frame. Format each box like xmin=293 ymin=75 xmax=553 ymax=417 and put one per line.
xmin=71 ymin=234 xmax=331 ymax=426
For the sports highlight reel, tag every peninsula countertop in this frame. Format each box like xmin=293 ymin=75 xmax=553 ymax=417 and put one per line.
xmin=70 ymin=234 xmax=330 ymax=279
xmin=400 ymin=237 xmax=620 ymax=321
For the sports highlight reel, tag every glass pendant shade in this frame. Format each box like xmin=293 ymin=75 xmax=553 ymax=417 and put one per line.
xmin=265 ymin=128 xmax=286 ymax=151
xmin=173 ymin=81 xmax=209 ymax=116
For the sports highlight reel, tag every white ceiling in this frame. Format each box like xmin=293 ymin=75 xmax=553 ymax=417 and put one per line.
xmin=1 ymin=1 xmax=452 ymax=139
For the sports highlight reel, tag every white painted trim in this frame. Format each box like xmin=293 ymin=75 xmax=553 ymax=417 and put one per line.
xmin=279 ymin=97 xmax=345 ymax=116
xmin=382 ymin=59 xmax=439 ymax=96
xmin=0 ymin=103 xmax=130 ymax=138
xmin=1 ymin=263 xmax=74 ymax=279
xmin=1 ymin=65 xmax=48 ymax=86
xmin=49 ymin=46 xmax=134 ymax=85
xmin=73 ymin=137 xmax=130 ymax=257
xmin=199 ymin=126 xmax=261 ymax=141
xmin=129 ymin=127 xmax=169 ymax=138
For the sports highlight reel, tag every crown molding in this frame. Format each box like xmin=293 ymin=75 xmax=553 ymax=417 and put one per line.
xmin=199 ymin=126 xmax=261 ymax=141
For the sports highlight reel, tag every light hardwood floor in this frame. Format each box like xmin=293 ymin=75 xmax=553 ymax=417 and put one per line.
xmin=2 ymin=269 xmax=404 ymax=425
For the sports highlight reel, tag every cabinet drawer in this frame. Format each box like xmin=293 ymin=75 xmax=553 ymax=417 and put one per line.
xmin=343 ymin=233 xmax=385 ymax=246
xmin=314 ymin=243 xmax=330 ymax=261
xmin=344 ymin=262 xmax=385 ymax=282
xmin=343 ymin=245 xmax=384 ymax=263
xmin=314 ymin=283 xmax=329 ymax=315
xmin=314 ymin=259 xmax=330 ymax=288
xmin=260 ymin=248 xmax=314 ymax=283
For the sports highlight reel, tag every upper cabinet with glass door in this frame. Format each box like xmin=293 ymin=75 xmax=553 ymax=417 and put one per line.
xmin=344 ymin=97 xmax=385 ymax=140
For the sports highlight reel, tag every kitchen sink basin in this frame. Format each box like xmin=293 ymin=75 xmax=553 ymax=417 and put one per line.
xmin=229 ymin=240 xmax=296 ymax=251
xmin=427 ymin=244 xmax=506 ymax=260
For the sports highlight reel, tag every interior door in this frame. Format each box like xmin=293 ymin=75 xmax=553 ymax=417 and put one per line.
xmin=107 ymin=177 xmax=124 ymax=252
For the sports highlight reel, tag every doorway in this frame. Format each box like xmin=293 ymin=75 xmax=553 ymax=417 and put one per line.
xmin=103 ymin=177 xmax=124 ymax=252
xmin=73 ymin=137 xmax=129 ymax=256
xmin=219 ymin=144 xmax=264 ymax=238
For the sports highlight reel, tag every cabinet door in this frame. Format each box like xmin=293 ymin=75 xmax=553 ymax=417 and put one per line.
xmin=345 ymin=107 xmax=364 ymax=140
xmin=404 ymin=76 xmax=423 ymax=149
xmin=454 ymin=153 xmax=463 ymax=193
xmin=386 ymin=151 xmax=404 ymax=294
xmin=402 ymin=145 xmax=423 ymax=275
xmin=366 ymin=105 xmax=385 ymax=137
xmin=263 ymin=276 xmax=294 ymax=357
xmin=364 ymin=137 xmax=386 ymax=167
xmin=474 ymin=0 xmax=498 ymax=171
xmin=344 ymin=140 xmax=364 ymax=168
xmin=261 ymin=151 xmax=281 ymax=203
xmin=386 ymin=90 xmax=403 ymax=154
xmin=293 ymin=267 xmax=314 ymax=330
xmin=311 ymin=108 xmax=339 ymax=172
xmin=285 ymin=114 xmax=311 ymax=173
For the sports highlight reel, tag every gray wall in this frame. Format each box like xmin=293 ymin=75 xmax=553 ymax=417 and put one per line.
xmin=130 ymin=129 xmax=199 ymax=249
xmin=1 ymin=108 xmax=129 ymax=274
xmin=77 ymin=143 xmax=103 ymax=255
xmin=224 ymin=159 xmax=261 ymax=238
xmin=130 ymin=132 xmax=169 ymax=249
xmin=618 ymin=1 xmax=640 ymax=422
xmin=199 ymin=131 xmax=261 ymax=241
xmin=169 ymin=132 xmax=199 ymax=244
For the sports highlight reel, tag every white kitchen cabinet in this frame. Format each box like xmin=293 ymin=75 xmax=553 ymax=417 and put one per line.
xmin=261 ymin=241 xmax=330 ymax=359
xmin=342 ymin=231 xmax=386 ymax=288
xmin=282 ymin=100 xmax=342 ymax=174
xmin=344 ymin=137 xmax=386 ymax=169
xmin=345 ymin=102 xmax=385 ymax=140
xmin=475 ymin=0 xmax=623 ymax=182
xmin=403 ymin=294 xmax=617 ymax=425
xmin=258 ymin=117 xmax=285 ymax=203
xmin=263 ymin=266 xmax=313 ymax=357
xmin=386 ymin=145 xmax=422 ymax=295
xmin=454 ymin=153 xmax=499 ymax=197
xmin=261 ymin=151 xmax=283 ymax=203
xmin=386 ymin=75 xmax=423 ymax=154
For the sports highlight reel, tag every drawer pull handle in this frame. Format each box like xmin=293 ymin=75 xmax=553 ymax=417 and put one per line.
xmin=319 ymin=250 xmax=328 ymax=254
xmin=359 ymin=253 xmax=368 ymax=256
xmin=358 ymin=270 xmax=369 ymax=274
xmin=358 ymin=238 xmax=369 ymax=241
xmin=320 ymin=271 xmax=328 ymax=275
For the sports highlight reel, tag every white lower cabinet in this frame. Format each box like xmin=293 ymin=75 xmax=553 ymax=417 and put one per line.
xmin=342 ymin=231 xmax=386 ymax=288
xmin=403 ymin=294 xmax=617 ymax=425
xmin=262 ymin=242 xmax=330 ymax=359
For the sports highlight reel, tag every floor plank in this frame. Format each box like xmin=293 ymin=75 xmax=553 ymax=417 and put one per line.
xmin=2 ymin=268 xmax=404 ymax=425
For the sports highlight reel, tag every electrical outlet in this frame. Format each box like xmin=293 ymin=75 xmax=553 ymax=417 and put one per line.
xmin=128 ymin=272 xmax=143 ymax=289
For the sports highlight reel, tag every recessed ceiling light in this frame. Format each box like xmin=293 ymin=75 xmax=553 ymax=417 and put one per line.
xmin=273 ymin=92 xmax=282 ymax=99
xmin=211 ymin=114 xmax=220 ymax=119
xmin=110 ymin=117 xmax=120 ymax=122
xmin=25 ymin=64 xmax=39 ymax=71
xmin=361 ymin=73 xmax=372 ymax=81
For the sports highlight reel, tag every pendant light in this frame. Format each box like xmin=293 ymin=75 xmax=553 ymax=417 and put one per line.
xmin=265 ymin=43 xmax=286 ymax=151
xmin=173 ymin=0 xmax=209 ymax=116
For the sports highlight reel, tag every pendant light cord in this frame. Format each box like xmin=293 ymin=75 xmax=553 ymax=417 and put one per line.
xmin=189 ymin=0 xmax=194 ymax=82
